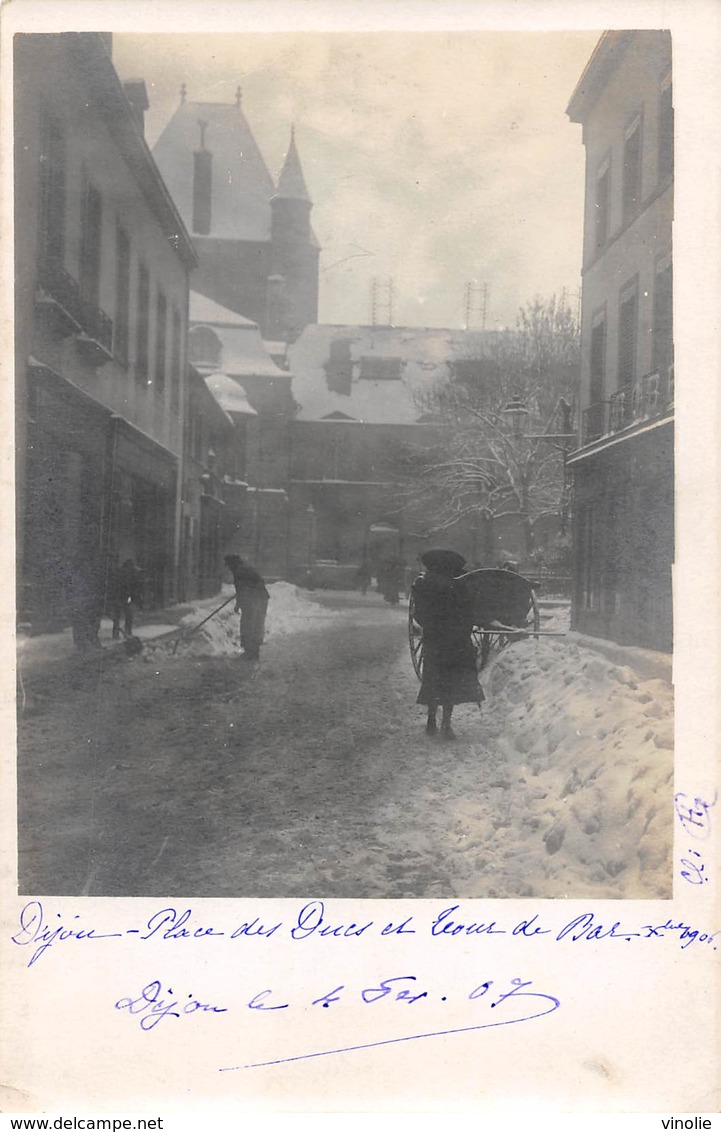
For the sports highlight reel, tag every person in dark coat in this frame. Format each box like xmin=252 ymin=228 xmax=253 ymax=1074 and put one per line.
xmin=411 ymin=548 xmax=484 ymax=740
xmin=110 ymin=558 xmax=143 ymax=639
xmin=224 ymin=554 xmax=270 ymax=661
xmin=379 ymin=556 xmax=404 ymax=604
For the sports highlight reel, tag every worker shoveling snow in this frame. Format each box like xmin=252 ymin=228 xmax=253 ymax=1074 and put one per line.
xmin=158 ymin=581 xmax=342 ymax=658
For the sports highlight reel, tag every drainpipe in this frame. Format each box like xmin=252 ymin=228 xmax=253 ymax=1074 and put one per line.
xmin=172 ymin=295 xmax=190 ymax=605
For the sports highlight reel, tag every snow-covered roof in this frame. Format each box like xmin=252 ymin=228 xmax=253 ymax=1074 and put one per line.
xmin=287 ymin=324 xmax=494 ymax=424
xmin=189 ymin=292 xmax=290 ymax=381
xmin=204 ymin=373 xmax=257 ymax=416
xmin=190 ymin=291 xmax=258 ymax=329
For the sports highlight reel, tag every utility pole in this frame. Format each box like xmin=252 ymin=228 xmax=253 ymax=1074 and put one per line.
xmin=371 ymin=277 xmax=395 ymax=326
xmin=464 ymin=281 xmax=488 ymax=330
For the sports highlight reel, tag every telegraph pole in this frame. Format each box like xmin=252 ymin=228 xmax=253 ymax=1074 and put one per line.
xmin=464 ymin=281 xmax=488 ymax=329
xmin=371 ymin=277 xmax=395 ymax=326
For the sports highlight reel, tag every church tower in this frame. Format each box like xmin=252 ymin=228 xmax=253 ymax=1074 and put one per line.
xmin=268 ymin=126 xmax=320 ymax=342
xmin=153 ymin=89 xmax=319 ymax=341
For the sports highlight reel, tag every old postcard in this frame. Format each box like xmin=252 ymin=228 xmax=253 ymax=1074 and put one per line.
xmin=1 ymin=0 xmax=719 ymax=1118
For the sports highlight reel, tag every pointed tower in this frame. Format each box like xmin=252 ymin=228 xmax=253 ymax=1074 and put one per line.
xmin=268 ymin=126 xmax=320 ymax=342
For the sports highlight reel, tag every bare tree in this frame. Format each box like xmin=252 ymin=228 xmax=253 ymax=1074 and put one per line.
xmin=392 ymin=294 xmax=580 ymax=560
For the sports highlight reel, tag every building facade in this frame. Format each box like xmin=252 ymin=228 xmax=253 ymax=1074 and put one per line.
xmin=152 ymin=94 xmax=319 ymax=342
xmin=285 ymin=323 xmax=546 ymax=580
xmin=187 ymin=292 xmax=295 ymax=579
xmin=15 ymin=33 xmax=197 ymax=630
xmin=566 ymin=31 xmax=674 ymax=650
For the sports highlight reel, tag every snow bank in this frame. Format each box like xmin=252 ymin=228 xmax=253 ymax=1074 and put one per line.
xmin=160 ymin=582 xmax=342 ymax=658
xmin=466 ymin=636 xmax=674 ymax=898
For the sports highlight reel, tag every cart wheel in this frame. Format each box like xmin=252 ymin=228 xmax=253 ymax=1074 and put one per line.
xmin=531 ymin=589 xmax=541 ymax=638
xmin=408 ymin=593 xmax=424 ymax=680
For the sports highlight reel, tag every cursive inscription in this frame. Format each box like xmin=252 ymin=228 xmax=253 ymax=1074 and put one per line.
xmin=115 ymin=980 xmax=227 ymax=1030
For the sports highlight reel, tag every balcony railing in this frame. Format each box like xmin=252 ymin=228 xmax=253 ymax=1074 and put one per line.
xmin=78 ymin=296 xmax=113 ymax=355
xmin=36 ymin=256 xmax=113 ymax=361
xmin=582 ymin=368 xmax=674 ymax=445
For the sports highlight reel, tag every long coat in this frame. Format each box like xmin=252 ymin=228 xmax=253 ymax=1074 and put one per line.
xmin=411 ymin=572 xmax=484 ymax=707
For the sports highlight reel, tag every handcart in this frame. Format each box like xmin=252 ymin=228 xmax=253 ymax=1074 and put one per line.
xmin=408 ymin=567 xmax=562 ymax=679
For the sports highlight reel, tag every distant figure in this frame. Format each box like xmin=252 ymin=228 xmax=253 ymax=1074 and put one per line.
xmin=110 ymin=558 xmax=143 ymax=639
xmin=67 ymin=549 xmax=104 ymax=651
xmin=411 ymin=548 xmax=484 ymax=740
xmin=354 ymin=557 xmax=372 ymax=596
xmin=379 ymin=557 xmax=404 ymax=605
xmin=224 ymin=554 xmax=270 ymax=661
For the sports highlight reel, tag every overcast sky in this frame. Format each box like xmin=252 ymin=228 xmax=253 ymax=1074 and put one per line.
xmin=112 ymin=31 xmax=599 ymax=330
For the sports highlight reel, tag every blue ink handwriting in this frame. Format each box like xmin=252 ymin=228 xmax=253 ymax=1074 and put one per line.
xmin=680 ymin=848 xmax=710 ymax=886
xmin=11 ymin=900 xmax=719 ymax=968
xmin=219 ymin=975 xmax=561 ymax=1070
xmin=11 ymin=900 xmax=123 ymax=967
xmin=674 ymin=791 xmax=717 ymax=841
xmin=115 ymin=980 xmax=227 ymax=1031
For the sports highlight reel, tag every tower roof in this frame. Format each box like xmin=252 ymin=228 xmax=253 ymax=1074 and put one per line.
xmin=152 ymin=98 xmax=276 ymax=241
xmin=274 ymin=126 xmax=312 ymax=203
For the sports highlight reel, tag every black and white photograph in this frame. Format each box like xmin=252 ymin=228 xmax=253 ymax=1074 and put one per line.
xmin=3 ymin=0 xmax=719 ymax=1117
xmin=14 ymin=24 xmax=675 ymax=900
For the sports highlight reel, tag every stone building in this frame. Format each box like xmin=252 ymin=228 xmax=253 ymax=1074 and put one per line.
xmin=187 ymin=292 xmax=295 ymax=579
xmin=285 ymin=323 xmax=534 ymax=580
xmin=566 ymin=31 xmax=674 ymax=650
xmin=152 ymin=93 xmax=319 ymax=341
xmin=14 ymin=33 xmax=197 ymax=630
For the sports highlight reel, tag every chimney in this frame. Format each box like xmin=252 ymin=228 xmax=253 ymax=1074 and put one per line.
xmin=193 ymin=120 xmax=213 ymax=236
xmin=122 ymin=79 xmax=149 ymax=135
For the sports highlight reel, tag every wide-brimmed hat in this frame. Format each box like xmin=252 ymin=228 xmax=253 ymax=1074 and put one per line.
xmin=420 ymin=549 xmax=467 ymax=576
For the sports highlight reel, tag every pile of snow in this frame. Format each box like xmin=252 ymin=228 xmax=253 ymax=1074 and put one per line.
xmin=465 ymin=636 xmax=674 ymax=898
xmin=161 ymin=582 xmax=342 ymax=658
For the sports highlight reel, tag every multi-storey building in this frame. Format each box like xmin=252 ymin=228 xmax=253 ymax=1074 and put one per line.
xmin=15 ymin=32 xmax=197 ymax=629
xmin=566 ymin=30 xmax=674 ymax=650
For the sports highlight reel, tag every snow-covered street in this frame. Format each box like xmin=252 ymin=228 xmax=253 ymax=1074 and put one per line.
xmin=17 ymin=586 xmax=673 ymax=899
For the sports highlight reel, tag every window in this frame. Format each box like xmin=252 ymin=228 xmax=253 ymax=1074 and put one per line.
xmin=38 ymin=115 xmax=66 ymax=270
xmin=324 ymin=338 xmax=354 ymax=395
xmin=79 ymin=180 xmax=103 ymax=306
xmin=622 ymin=114 xmax=642 ymax=223
xmin=618 ymin=279 xmax=638 ymax=388
xmin=594 ymin=157 xmax=610 ymax=252
xmin=653 ymin=256 xmax=674 ymax=377
xmin=170 ymin=306 xmax=181 ymax=412
xmin=590 ymin=308 xmax=607 ymax=405
xmin=136 ymin=263 xmax=150 ymax=384
xmin=188 ymin=325 xmax=222 ymax=370
xmin=359 ymin=356 xmax=401 ymax=381
xmin=658 ymin=72 xmax=674 ymax=184
xmin=114 ymin=224 xmax=131 ymax=364
xmin=155 ymin=291 xmax=167 ymax=396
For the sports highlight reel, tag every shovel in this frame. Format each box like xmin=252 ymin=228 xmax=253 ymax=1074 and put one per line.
xmin=171 ymin=594 xmax=237 ymax=655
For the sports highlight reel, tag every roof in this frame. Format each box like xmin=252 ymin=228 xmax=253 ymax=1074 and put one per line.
xmin=566 ymin=31 xmax=634 ymax=122
xmin=190 ymin=291 xmax=257 ymax=329
xmin=152 ymin=98 xmax=277 ymax=241
xmin=204 ymin=372 xmax=258 ymax=416
xmin=189 ymin=297 xmax=291 ymax=381
xmin=274 ymin=128 xmax=312 ymax=202
xmin=287 ymin=324 xmax=495 ymax=425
